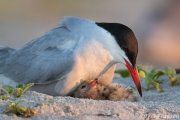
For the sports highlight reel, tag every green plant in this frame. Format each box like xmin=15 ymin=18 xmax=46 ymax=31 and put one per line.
xmin=0 ymin=86 xmax=12 ymax=100
xmin=138 ymin=67 xmax=164 ymax=92
xmin=0 ymin=83 xmax=34 ymax=100
xmin=4 ymin=101 xmax=37 ymax=117
xmin=14 ymin=83 xmax=34 ymax=97
xmin=163 ymin=67 xmax=180 ymax=85
xmin=115 ymin=66 xmax=179 ymax=92
xmin=115 ymin=69 xmax=130 ymax=77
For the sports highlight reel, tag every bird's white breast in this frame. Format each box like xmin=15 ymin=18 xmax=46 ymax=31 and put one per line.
xmin=75 ymin=39 xmax=114 ymax=80
xmin=54 ymin=39 xmax=115 ymax=95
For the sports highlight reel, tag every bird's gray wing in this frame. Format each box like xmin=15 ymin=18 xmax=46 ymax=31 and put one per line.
xmin=4 ymin=25 xmax=78 ymax=83
xmin=3 ymin=16 xmax=102 ymax=84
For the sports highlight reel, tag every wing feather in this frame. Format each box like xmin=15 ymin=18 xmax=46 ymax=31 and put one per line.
xmin=4 ymin=25 xmax=77 ymax=83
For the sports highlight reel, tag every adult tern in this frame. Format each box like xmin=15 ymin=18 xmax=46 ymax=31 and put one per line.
xmin=0 ymin=16 xmax=142 ymax=96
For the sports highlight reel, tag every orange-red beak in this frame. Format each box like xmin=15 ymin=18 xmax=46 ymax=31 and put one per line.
xmin=124 ymin=59 xmax=142 ymax=96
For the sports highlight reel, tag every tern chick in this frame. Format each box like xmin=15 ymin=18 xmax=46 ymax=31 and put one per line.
xmin=71 ymin=80 xmax=137 ymax=101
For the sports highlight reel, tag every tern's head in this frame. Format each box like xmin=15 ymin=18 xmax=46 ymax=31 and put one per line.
xmin=96 ymin=23 xmax=142 ymax=96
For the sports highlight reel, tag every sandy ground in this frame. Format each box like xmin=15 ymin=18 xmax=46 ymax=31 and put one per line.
xmin=0 ymin=76 xmax=180 ymax=120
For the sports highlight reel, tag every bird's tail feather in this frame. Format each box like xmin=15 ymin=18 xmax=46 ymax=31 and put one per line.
xmin=0 ymin=46 xmax=15 ymax=73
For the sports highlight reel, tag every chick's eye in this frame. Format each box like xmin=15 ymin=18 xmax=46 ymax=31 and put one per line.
xmin=81 ymin=85 xmax=87 ymax=89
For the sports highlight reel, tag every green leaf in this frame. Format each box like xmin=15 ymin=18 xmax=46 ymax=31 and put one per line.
xmin=163 ymin=68 xmax=178 ymax=85
xmin=14 ymin=88 xmax=24 ymax=97
xmin=4 ymin=101 xmax=37 ymax=117
xmin=2 ymin=85 xmax=14 ymax=94
xmin=139 ymin=70 xmax=146 ymax=78
xmin=153 ymin=80 xmax=164 ymax=92
xmin=169 ymin=76 xmax=177 ymax=86
xmin=0 ymin=94 xmax=10 ymax=100
xmin=163 ymin=68 xmax=176 ymax=77
xmin=137 ymin=66 xmax=164 ymax=92
xmin=152 ymin=70 xmax=164 ymax=80
xmin=115 ymin=69 xmax=130 ymax=78
xmin=14 ymin=83 xmax=34 ymax=97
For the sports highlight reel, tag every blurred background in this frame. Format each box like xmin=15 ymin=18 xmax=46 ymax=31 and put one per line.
xmin=0 ymin=0 xmax=180 ymax=67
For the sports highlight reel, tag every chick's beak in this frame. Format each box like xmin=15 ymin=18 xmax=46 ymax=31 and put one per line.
xmin=124 ymin=59 xmax=142 ymax=96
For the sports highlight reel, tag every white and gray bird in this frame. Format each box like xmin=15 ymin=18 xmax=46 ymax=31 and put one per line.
xmin=0 ymin=16 xmax=142 ymax=96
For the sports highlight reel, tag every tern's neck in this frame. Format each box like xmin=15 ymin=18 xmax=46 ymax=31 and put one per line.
xmin=95 ymin=32 xmax=127 ymax=63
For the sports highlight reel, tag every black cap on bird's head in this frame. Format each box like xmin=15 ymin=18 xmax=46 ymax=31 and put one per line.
xmin=96 ymin=23 xmax=142 ymax=96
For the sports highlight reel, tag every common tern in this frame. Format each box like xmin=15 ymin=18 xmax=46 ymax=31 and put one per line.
xmin=0 ymin=16 xmax=142 ymax=96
